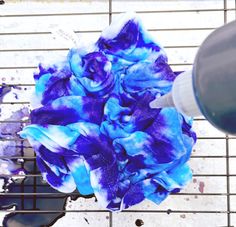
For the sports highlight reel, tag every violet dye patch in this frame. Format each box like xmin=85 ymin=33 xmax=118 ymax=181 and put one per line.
xmin=0 ymin=85 xmax=28 ymax=190
xmin=20 ymin=13 xmax=196 ymax=211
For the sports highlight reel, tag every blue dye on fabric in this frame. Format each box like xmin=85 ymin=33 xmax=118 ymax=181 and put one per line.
xmin=20 ymin=13 xmax=196 ymax=211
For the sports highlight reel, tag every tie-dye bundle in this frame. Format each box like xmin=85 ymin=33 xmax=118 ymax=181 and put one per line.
xmin=20 ymin=13 xmax=196 ymax=211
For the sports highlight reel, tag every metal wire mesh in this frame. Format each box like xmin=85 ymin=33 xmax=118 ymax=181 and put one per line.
xmin=0 ymin=0 xmax=236 ymax=226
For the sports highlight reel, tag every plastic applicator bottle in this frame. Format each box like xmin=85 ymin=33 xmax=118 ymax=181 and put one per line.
xmin=150 ymin=20 xmax=236 ymax=135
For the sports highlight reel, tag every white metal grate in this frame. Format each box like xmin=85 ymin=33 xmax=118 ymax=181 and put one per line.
xmin=0 ymin=0 xmax=236 ymax=226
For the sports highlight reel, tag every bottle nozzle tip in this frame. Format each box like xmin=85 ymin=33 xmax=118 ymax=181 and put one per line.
xmin=149 ymin=99 xmax=160 ymax=109
xmin=149 ymin=92 xmax=174 ymax=109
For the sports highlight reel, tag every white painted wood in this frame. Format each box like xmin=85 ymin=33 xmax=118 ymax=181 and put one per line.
xmin=152 ymin=30 xmax=213 ymax=47
xmin=230 ymin=214 xmax=236 ymax=226
xmin=128 ymin=195 xmax=227 ymax=211
xmin=228 ymin=0 xmax=236 ymax=8
xmin=0 ymin=2 xmax=108 ymax=15
xmin=53 ymin=211 xmax=110 ymax=227
xmin=0 ymin=14 xmax=109 ymax=34
xmin=0 ymin=69 xmax=35 ymax=84
xmin=228 ymin=10 xmax=236 ymax=22
xmin=112 ymin=213 xmax=227 ymax=227
xmin=229 ymin=139 xmax=236 ymax=155
xmin=56 ymin=193 xmax=227 ymax=212
xmin=229 ymin=158 xmax=236 ymax=174
xmin=230 ymin=176 xmax=236 ymax=193
xmin=228 ymin=196 xmax=236 ymax=211
xmin=189 ymin=157 xmax=226 ymax=175
xmin=112 ymin=11 xmax=224 ymax=30
xmin=192 ymin=120 xmax=225 ymax=138
xmin=192 ymin=139 xmax=226 ymax=157
xmin=166 ymin=48 xmax=197 ymax=65
xmin=0 ymin=50 xmax=67 ymax=68
xmin=0 ymin=33 xmax=100 ymax=50
xmin=113 ymin=0 xmax=224 ymax=11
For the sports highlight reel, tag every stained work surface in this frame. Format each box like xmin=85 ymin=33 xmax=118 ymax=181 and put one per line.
xmin=0 ymin=0 xmax=236 ymax=227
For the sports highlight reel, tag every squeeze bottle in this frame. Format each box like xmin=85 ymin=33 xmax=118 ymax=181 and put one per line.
xmin=150 ymin=20 xmax=236 ymax=134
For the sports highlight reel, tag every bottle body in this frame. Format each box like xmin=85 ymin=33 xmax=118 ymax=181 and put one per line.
xmin=193 ymin=20 xmax=236 ymax=134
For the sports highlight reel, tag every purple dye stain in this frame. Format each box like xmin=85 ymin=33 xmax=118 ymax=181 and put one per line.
xmin=180 ymin=214 xmax=186 ymax=219
xmin=198 ymin=181 xmax=205 ymax=193
xmin=193 ymin=178 xmax=197 ymax=183
xmin=0 ymin=107 xmax=29 ymax=139
xmin=13 ymin=92 xmax=18 ymax=100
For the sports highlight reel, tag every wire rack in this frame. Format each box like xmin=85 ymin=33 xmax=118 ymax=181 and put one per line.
xmin=0 ymin=0 xmax=236 ymax=226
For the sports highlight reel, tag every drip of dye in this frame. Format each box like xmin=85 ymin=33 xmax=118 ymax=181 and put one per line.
xmin=0 ymin=85 xmax=11 ymax=102
xmin=20 ymin=13 xmax=196 ymax=211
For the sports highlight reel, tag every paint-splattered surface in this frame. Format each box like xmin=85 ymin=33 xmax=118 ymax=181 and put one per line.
xmin=0 ymin=1 xmax=236 ymax=227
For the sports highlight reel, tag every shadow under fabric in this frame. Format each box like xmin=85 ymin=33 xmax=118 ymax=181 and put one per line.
xmin=20 ymin=13 xmax=196 ymax=211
